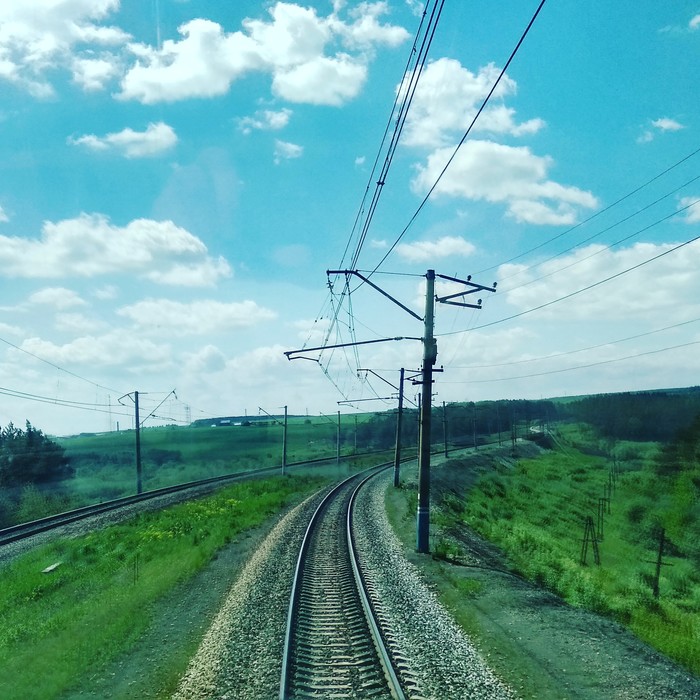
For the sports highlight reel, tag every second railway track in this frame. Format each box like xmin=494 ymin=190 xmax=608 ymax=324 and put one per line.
xmin=280 ymin=468 xmax=405 ymax=700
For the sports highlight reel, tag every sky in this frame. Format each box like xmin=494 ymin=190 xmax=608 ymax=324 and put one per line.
xmin=0 ymin=0 xmax=699 ymax=436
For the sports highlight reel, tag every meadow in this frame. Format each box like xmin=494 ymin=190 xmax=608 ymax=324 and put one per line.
xmin=0 ymin=475 xmax=329 ymax=699
xmin=459 ymin=423 xmax=700 ymax=673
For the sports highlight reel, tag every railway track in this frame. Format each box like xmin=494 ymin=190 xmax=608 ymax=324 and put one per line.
xmin=280 ymin=469 xmax=405 ymax=700
xmin=0 ymin=453 xmax=366 ymax=549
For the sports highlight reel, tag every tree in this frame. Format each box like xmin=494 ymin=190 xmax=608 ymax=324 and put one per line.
xmin=0 ymin=421 xmax=73 ymax=488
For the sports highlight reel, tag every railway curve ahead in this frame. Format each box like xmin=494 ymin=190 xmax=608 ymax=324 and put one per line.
xmin=280 ymin=468 xmax=405 ymax=700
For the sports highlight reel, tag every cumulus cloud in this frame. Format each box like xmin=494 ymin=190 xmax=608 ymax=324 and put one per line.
xmin=651 ymin=117 xmax=685 ymax=132
xmin=411 ymin=140 xmax=598 ymax=225
xmin=638 ymin=117 xmax=685 ymax=143
xmin=274 ymin=139 xmax=303 ymax=163
xmin=499 ymin=241 xmax=700 ymax=321
xmin=27 ymin=287 xmax=86 ymax=310
xmin=71 ymin=54 xmax=122 ymax=90
xmin=117 ymin=299 xmax=276 ymax=336
xmin=690 ymin=14 xmax=700 ymax=30
xmin=238 ymin=108 xmax=292 ymax=134
xmin=400 ymin=59 xmax=545 ymax=148
xmin=20 ymin=331 xmax=172 ymax=368
xmin=0 ymin=206 xmax=8 ymax=223
xmin=396 ymin=235 xmax=476 ymax=263
xmin=118 ymin=2 xmax=408 ymax=105
xmin=0 ymin=0 xmax=129 ymax=96
xmin=0 ymin=213 xmax=231 ymax=286
xmin=679 ymin=196 xmax=700 ymax=223
xmin=68 ymin=121 xmax=178 ymax=158
xmin=184 ymin=344 xmax=227 ymax=373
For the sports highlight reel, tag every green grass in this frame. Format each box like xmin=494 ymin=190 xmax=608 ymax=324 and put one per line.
xmin=0 ymin=475 xmax=326 ymax=699
xmin=462 ymin=432 xmax=700 ymax=673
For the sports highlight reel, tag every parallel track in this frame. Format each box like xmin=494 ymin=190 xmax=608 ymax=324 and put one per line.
xmin=0 ymin=453 xmax=359 ymax=548
xmin=280 ymin=469 xmax=405 ymax=700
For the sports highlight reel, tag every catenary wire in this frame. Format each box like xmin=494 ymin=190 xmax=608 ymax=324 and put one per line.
xmin=368 ymin=0 xmax=548 ymax=275
xmin=437 ymin=232 xmax=700 ymax=337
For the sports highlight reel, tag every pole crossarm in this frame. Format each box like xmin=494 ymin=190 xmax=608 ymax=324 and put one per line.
xmin=337 ymin=396 xmax=394 ymax=405
xmin=284 ymin=336 xmax=421 ymax=361
xmin=435 ymin=273 xmax=497 ymax=309
xmin=327 ymin=269 xmax=423 ymax=321
xmin=357 ymin=368 xmax=400 ymax=391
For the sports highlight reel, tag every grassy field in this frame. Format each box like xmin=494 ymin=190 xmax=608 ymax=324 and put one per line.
xmin=459 ymin=425 xmax=700 ymax=673
xmin=0 ymin=474 xmax=328 ymax=700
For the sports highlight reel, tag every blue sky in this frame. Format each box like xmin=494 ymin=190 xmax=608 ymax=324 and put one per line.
xmin=0 ymin=0 xmax=699 ymax=435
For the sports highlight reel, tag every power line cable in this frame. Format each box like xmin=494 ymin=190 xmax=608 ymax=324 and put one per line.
xmin=368 ymin=0 xmax=548 ymax=274
xmin=498 ymin=177 xmax=700 ymax=289
xmin=438 ymin=232 xmax=700 ymax=337
xmin=475 ymin=144 xmax=700 ymax=277
xmin=444 ymin=339 xmax=700 ymax=385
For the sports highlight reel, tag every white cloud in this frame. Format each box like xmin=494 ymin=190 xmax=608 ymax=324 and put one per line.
xmin=0 ymin=0 xmax=129 ymax=96
xmin=639 ymin=117 xmax=686 ymax=143
xmin=118 ymin=2 xmax=408 ymax=106
xmin=679 ymin=196 xmax=700 ymax=223
xmin=272 ymin=53 xmax=367 ymax=105
xmin=400 ymin=59 xmax=545 ymax=148
xmin=0 ymin=206 xmax=8 ymax=223
xmin=0 ymin=213 xmax=231 ymax=285
xmin=396 ymin=235 xmax=476 ymax=263
xmin=651 ymin=117 xmax=685 ymax=132
xmin=411 ymin=140 xmax=598 ymax=225
xmin=117 ymin=299 xmax=276 ymax=336
xmin=500 ymin=241 xmax=700 ymax=321
xmin=54 ymin=313 xmax=104 ymax=334
xmin=238 ymin=108 xmax=292 ymax=134
xmin=71 ymin=54 xmax=121 ymax=90
xmin=69 ymin=121 xmax=178 ymax=158
xmin=27 ymin=287 xmax=86 ymax=310
xmin=690 ymin=14 xmax=700 ymax=30
xmin=20 ymin=331 xmax=172 ymax=368
xmin=184 ymin=344 xmax=227 ymax=373
xmin=274 ymin=139 xmax=303 ymax=164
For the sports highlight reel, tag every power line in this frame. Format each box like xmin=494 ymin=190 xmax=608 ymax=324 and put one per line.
xmin=438 ymin=232 xmax=700 ymax=337
xmin=369 ymin=0 xmax=549 ymax=274
xmin=444 ymin=339 xmax=700 ymax=385
xmin=497 ymin=178 xmax=700 ymax=291
xmin=475 ymin=144 xmax=700 ymax=277
xmin=0 ymin=335 xmax=125 ymax=395
xmin=448 ymin=316 xmax=700 ymax=369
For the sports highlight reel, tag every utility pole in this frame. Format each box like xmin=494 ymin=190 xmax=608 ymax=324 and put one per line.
xmin=286 ymin=267 xmax=494 ymax=556
xmin=282 ymin=405 xmax=288 ymax=475
xmin=134 ymin=391 xmax=143 ymax=495
xmin=442 ymin=401 xmax=449 ymax=457
xmin=416 ymin=269 xmax=436 ymax=553
xmin=394 ymin=368 xmax=405 ymax=487
xmin=337 ymin=410 xmax=341 ymax=466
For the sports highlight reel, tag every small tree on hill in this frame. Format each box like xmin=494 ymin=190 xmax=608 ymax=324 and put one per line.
xmin=0 ymin=421 xmax=73 ymax=488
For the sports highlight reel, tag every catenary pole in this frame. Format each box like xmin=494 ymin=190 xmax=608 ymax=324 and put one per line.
xmin=135 ymin=390 xmax=142 ymax=495
xmin=393 ymin=367 xmax=405 ymax=487
xmin=282 ymin=405 xmax=288 ymax=475
xmin=417 ymin=269 xmax=436 ymax=553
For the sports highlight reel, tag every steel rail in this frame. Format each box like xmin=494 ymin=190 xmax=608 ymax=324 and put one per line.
xmin=0 ymin=451 xmax=380 ymax=548
xmin=347 ymin=470 xmax=406 ymax=699
xmin=279 ymin=463 xmax=404 ymax=700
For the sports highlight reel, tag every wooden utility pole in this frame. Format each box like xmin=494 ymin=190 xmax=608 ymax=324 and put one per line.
xmin=393 ymin=368 xmax=405 ymax=487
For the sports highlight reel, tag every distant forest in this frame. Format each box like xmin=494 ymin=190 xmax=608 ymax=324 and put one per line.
xmin=562 ymin=387 xmax=700 ymax=441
